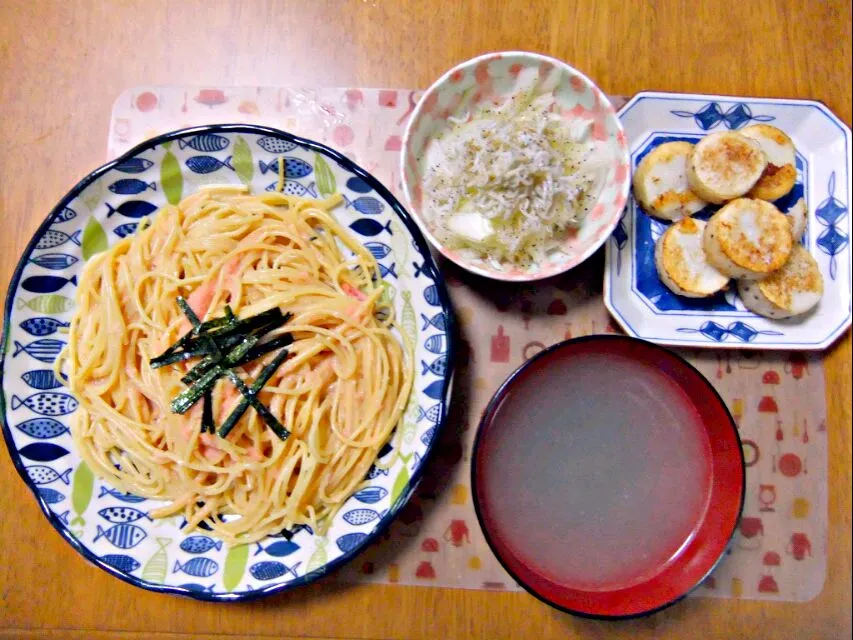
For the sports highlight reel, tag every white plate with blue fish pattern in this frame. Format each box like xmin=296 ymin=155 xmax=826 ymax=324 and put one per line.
xmin=0 ymin=125 xmax=455 ymax=600
xmin=604 ymin=91 xmax=852 ymax=350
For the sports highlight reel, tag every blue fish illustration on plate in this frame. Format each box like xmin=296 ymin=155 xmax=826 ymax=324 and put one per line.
xmin=101 ymin=554 xmax=141 ymax=572
xmin=114 ymin=158 xmax=154 ymax=174
xmin=412 ymin=261 xmax=428 ymax=278
xmin=35 ymin=229 xmax=81 ymax=250
xmin=108 ymin=179 xmax=157 ymax=195
xmin=11 ymin=391 xmax=78 ymax=416
xmin=259 ymin=157 xmax=313 ymax=178
xmin=179 ymin=535 xmax=223 ymax=554
xmin=94 ymin=523 xmax=147 ymax=549
xmin=185 ymin=155 xmax=235 ymax=174
xmin=254 ymin=540 xmax=299 ymax=557
xmin=21 ymin=369 xmax=64 ymax=390
xmin=98 ymin=486 xmax=147 ymax=503
xmin=346 ymin=176 xmax=372 ymax=193
xmin=257 ymin=136 xmax=298 ymax=154
xmin=178 ymin=134 xmax=230 ymax=153
xmin=55 ymin=207 xmax=77 ymax=223
xmin=349 ymin=219 xmax=392 ymax=237
xmin=365 ymin=464 xmax=389 ymax=480
xmin=180 ymin=583 xmax=215 ymax=593
xmin=416 ymin=403 xmax=442 ymax=424
xmin=38 ymin=487 xmax=65 ymax=504
xmin=106 ymin=200 xmax=158 ymax=219
xmin=420 ymin=426 xmax=436 ymax=446
xmin=114 ymin=223 xmax=139 ymax=238
xmin=421 ymin=355 xmax=447 ymax=376
xmin=21 ymin=274 xmax=77 ymax=294
xmin=335 ymin=532 xmax=367 ymax=553
xmin=98 ymin=506 xmax=151 ymax=524
xmin=423 ymin=334 xmax=447 ymax=354
xmin=353 ymin=486 xmax=387 ymax=504
xmin=18 ymin=442 xmax=70 ymax=462
xmin=378 ymin=263 xmax=397 ymax=279
xmin=423 ymin=380 xmax=444 ymax=400
xmin=19 ymin=317 xmax=70 ymax=337
xmin=421 ymin=312 xmax=448 ymax=331
xmin=265 ymin=180 xmax=317 ymax=197
xmin=13 ymin=339 xmax=65 ymax=363
xmin=342 ymin=508 xmax=380 ymax=526
xmin=173 ymin=557 xmax=219 ymax=578
xmin=26 ymin=465 xmax=71 ymax=485
xmin=364 ymin=242 xmax=391 ymax=260
xmin=424 ymin=284 xmax=440 ymax=306
xmin=29 ymin=253 xmax=79 ymax=270
xmin=249 ymin=560 xmax=301 ymax=581
xmin=344 ymin=195 xmax=384 ymax=215
xmin=17 ymin=417 xmax=69 ymax=439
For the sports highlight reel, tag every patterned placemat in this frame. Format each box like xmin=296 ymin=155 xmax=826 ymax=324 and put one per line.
xmin=109 ymin=87 xmax=828 ymax=601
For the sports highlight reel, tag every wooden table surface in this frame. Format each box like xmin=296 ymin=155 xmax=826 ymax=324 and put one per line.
xmin=1 ymin=1 xmax=850 ymax=638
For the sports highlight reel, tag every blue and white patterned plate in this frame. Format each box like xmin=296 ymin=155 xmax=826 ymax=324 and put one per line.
xmin=0 ymin=125 xmax=455 ymax=600
xmin=604 ymin=92 xmax=851 ymax=350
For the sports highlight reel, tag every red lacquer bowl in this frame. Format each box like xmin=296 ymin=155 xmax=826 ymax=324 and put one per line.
xmin=472 ymin=335 xmax=745 ymax=618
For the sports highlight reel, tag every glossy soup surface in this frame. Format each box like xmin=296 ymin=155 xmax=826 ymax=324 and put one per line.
xmin=479 ymin=352 xmax=713 ymax=590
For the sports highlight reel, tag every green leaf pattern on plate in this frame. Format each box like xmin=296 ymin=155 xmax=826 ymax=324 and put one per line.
xmin=400 ymin=290 xmax=417 ymax=347
xmin=81 ymin=217 xmax=108 ymax=260
xmin=232 ymin=136 xmax=253 ymax=185
xmin=401 ymin=389 xmax=419 ymax=444
xmin=379 ymin=280 xmax=396 ymax=307
xmin=16 ymin=294 xmax=74 ymax=314
xmin=390 ymin=220 xmax=409 ymax=277
xmin=223 ymin=543 xmax=249 ymax=591
xmin=314 ymin=153 xmax=336 ymax=198
xmin=161 ymin=148 xmax=183 ymax=205
xmin=81 ymin=177 xmax=105 ymax=211
xmin=142 ymin=537 xmax=172 ymax=583
xmin=390 ymin=462 xmax=411 ymax=506
xmin=70 ymin=462 xmax=94 ymax=528
xmin=305 ymin=538 xmax=328 ymax=574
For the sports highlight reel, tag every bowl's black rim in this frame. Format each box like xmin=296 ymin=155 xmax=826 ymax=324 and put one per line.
xmin=0 ymin=123 xmax=457 ymax=602
xmin=470 ymin=334 xmax=746 ymax=620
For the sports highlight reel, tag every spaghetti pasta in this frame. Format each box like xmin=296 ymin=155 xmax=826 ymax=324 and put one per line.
xmin=58 ymin=186 xmax=413 ymax=545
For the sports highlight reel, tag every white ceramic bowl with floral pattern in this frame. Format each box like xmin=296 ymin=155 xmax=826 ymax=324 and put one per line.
xmin=401 ymin=51 xmax=630 ymax=281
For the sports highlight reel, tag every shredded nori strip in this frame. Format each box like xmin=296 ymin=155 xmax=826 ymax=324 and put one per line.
xmin=222 ymin=334 xmax=260 ymax=366
xmin=150 ymin=342 xmax=215 ymax=369
xmin=176 ymin=296 xmax=201 ymax=329
xmin=192 ymin=307 xmax=235 ymax=335
xmin=202 ymin=308 xmax=286 ymax=342
xmin=233 ymin=333 xmax=295 ymax=367
xmin=224 ymin=369 xmax=290 ymax=440
xmin=201 ymin=391 xmax=215 ymax=434
xmin=180 ymin=333 xmax=246 ymax=383
xmin=218 ymin=348 xmax=291 ymax=439
xmin=169 ymin=335 xmax=260 ymax=414
xmin=180 ymin=332 xmax=294 ymax=384
xmin=155 ymin=298 xmax=293 ymax=438
xmin=171 ymin=364 xmax=223 ymax=414
xmin=150 ymin=308 xmax=288 ymax=369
